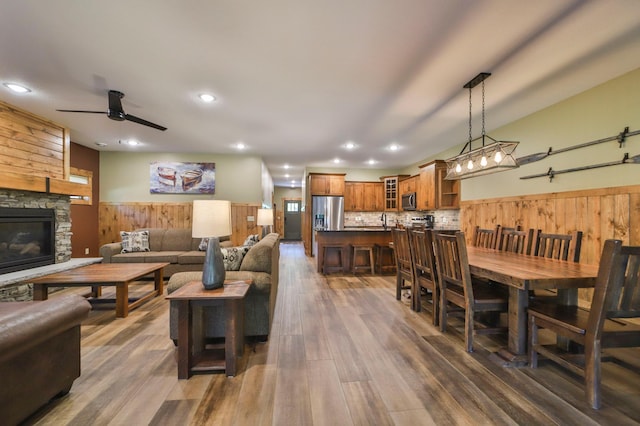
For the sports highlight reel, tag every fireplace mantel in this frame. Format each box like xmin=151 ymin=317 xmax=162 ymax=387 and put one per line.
xmin=0 ymin=170 xmax=90 ymax=198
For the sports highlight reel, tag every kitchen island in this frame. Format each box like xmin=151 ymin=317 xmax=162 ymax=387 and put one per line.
xmin=315 ymin=227 xmax=459 ymax=274
xmin=315 ymin=227 xmax=394 ymax=274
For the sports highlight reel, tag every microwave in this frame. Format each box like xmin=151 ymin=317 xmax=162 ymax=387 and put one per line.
xmin=401 ymin=192 xmax=417 ymax=211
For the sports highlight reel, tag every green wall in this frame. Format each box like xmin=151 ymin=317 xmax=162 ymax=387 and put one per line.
xmin=100 ymin=152 xmax=264 ymax=203
xmin=456 ymin=68 xmax=640 ymax=200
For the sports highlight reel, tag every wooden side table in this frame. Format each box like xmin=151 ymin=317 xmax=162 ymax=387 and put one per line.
xmin=166 ymin=280 xmax=250 ymax=379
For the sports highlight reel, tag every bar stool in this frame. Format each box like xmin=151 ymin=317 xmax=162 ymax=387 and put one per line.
xmin=352 ymin=244 xmax=375 ymax=274
xmin=322 ymin=245 xmax=347 ymax=274
xmin=375 ymin=243 xmax=396 ymax=274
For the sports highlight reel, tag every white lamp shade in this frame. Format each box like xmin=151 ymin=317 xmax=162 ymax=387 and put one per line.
xmin=192 ymin=200 xmax=232 ymax=238
xmin=257 ymin=208 xmax=274 ymax=226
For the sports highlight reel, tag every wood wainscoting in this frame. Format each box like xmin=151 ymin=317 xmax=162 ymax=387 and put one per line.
xmin=460 ymin=184 xmax=640 ymax=302
xmin=99 ymin=202 xmax=262 ymax=247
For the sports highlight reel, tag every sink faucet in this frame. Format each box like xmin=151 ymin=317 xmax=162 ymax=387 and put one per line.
xmin=380 ymin=213 xmax=387 ymax=230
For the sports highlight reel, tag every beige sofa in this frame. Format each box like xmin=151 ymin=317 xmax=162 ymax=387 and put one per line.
xmin=167 ymin=232 xmax=280 ymax=340
xmin=99 ymin=228 xmax=232 ymax=277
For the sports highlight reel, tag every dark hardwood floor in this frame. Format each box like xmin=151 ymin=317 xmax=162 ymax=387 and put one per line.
xmin=27 ymin=241 xmax=640 ymax=425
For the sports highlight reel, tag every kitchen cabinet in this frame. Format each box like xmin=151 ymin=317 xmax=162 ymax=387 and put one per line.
xmin=436 ymin=166 xmax=460 ymax=209
xmin=381 ymin=175 xmax=409 ymax=211
xmin=398 ymin=175 xmax=417 ymax=196
xmin=417 ymin=160 xmax=459 ymax=209
xmin=344 ymin=181 xmax=383 ymax=211
xmin=309 ymin=173 xmax=345 ymax=196
xmin=364 ymin=182 xmax=384 ymax=211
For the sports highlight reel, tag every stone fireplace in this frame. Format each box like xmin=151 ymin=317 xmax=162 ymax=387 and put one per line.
xmin=0 ymin=189 xmax=72 ymax=300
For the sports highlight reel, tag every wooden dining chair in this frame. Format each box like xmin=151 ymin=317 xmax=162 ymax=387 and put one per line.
xmin=528 ymin=239 xmax=640 ymax=409
xmin=496 ymin=228 xmax=532 ymax=254
xmin=433 ymin=231 xmax=508 ymax=352
xmin=531 ymin=230 xmax=583 ymax=262
xmin=472 ymin=225 xmax=500 ymax=249
xmin=391 ymin=228 xmax=414 ymax=301
xmin=530 ymin=230 xmax=584 ymax=300
xmin=408 ymin=228 xmax=438 ymax=322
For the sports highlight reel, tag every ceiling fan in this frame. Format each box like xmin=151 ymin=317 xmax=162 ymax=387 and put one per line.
xmin=57 ymin=90 xmax=167 ymax=131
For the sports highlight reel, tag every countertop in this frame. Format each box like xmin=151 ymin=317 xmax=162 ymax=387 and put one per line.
xmin=316 ymin=227 xmax=459 ymax=233
xmin=317 ymin=227 xmax=390 ymax=232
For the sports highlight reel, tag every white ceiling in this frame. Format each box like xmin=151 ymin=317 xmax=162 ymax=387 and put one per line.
xmin=2 ymin=1 xmax=640 ymax=187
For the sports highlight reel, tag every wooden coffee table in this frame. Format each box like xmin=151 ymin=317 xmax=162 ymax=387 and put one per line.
xmin=166 ymin=280 xmax=250 ymax=379
xmin=31 ymin=262 xmax=168 ymax=318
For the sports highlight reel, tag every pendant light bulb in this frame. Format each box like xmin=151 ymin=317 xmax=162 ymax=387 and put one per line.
xmin=467 ymin=159 xmax=474 ymax=170
xmin=455 ymin=163 xmax=462 ymax=173
xmin=494 ymin=150 xmax=503 ymax=163
xmin=480 ymin=154 xmax=488 ymax=167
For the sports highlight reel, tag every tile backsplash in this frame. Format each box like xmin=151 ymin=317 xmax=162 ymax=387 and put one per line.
xmin=344 ymin=209 xmax=459 ymax=230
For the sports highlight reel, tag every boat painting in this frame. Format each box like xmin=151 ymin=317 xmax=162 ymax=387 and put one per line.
xmin=150 ymin=162 xmax=215 ymax=194
xmin=156 ymin=166 xmax=177 ymax=186
xmin=181 ymin=169 xmax=203 ymax=191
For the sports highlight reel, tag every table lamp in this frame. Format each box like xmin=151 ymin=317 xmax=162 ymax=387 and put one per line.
xmin=257 ymin=208 xmax=273 ymax=238
xmin=192 ymin=200 xmax=232 ymax=289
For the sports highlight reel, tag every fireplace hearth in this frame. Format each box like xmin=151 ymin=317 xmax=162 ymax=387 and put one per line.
xmin=0 ymin=207 xmax=55 ymax=274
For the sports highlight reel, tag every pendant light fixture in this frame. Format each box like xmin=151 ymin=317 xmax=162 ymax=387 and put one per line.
xmin=445 ymin=72 xmax=519 ymax=180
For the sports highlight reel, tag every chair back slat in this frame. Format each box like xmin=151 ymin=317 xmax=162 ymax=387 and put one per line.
xmin=472 ymin=225 xmax=500 ymax=249
xmin=607 ymin=248 xmax=640 ymax=316
xmin=532 ymin=230 xmax=583 ymax=262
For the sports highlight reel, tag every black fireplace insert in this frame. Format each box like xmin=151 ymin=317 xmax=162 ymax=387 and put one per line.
xmin=0 ymin=207 xmax=55 ymax=274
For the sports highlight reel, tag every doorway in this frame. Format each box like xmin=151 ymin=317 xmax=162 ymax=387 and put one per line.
xmin=283 ymin=200 xmax=301 ymax=240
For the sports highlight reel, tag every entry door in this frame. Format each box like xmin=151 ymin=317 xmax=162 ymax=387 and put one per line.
xmin=283 ymin=200 xmax=301 ymax=240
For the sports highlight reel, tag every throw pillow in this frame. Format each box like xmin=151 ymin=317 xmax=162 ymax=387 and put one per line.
xmin=221 ymin=246 xmax=248 ymax=271
xmin=243 ymin=234 xmax=260 ymax=247
xmin=120 ymin=230 xmax=150 ymax=253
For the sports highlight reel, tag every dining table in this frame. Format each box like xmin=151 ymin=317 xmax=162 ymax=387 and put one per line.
xmin=465 ymin=245 xmax=600 ymax=366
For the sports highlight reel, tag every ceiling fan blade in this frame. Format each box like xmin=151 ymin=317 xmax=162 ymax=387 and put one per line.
xmin=56 ymin=109 xmax=107 ymax=114
xmin=124 ymin=114 xmax=167 ymax=131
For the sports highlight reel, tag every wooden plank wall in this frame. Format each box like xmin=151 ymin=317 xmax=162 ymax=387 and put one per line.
xmin=0 ymin=100 xmax=68 ymax=180
xmin=460 ymin=184 xmax=640 ymax=303
xmin=99 ymin=202 xmax=262 ymax=247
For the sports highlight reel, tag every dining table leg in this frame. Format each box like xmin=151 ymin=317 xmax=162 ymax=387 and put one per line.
xmin=494 ymin=287 xmax=529 ymax=366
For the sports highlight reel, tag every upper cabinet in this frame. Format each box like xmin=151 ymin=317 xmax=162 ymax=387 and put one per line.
xmin=309 ymin=173 xmax=345 ymax=196
xmin=398 ymin=175 xmax=417 ymax=195
xmin=345 ymin=181 xmax=383 ymax=211
xmin=417 ymin=160 xmax=459 ymax=210
xmin=381 ymin=175 xmax=409 ymax=211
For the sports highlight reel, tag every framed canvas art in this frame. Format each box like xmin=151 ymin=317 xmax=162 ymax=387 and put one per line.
xmin=150 ymin=162 xmax=216 ymax=194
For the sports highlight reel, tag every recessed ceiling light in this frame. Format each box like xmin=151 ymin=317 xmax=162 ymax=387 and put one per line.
xmin=119 ymin=139 xmax=139 ymax=146
xmin=291 ymin=180 xmax=295 ymax=184
xmin=199 ymin=93 xmax=216 ymax=103
xmin=3 ymin=83 xmax=31 ymax=93
xmin=366 ymin=159 xmax=377 ymax=165
xmin=389 ymin=143 xmax=399 ymax=151
xmin=95 ymin=142 xmax=107 ymax=147
xmin=284 ymin=173 xmax=290 ymax=178
xmin=235 ymin=142 xmax=246 ymax=150
xmin=333 ymin=158 xmax=341 ymax=164
xmin=284 ymin=164 xmax=290 ymax=169
xmin=344 ymin=141 xmax=356 ymax=150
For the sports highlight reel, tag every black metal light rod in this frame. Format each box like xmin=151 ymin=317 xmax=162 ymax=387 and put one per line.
xmin=463 ymin=72 xmax=491 ymax=89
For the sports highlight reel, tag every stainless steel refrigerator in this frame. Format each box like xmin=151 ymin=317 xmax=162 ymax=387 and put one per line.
xmin=311 ymin=195 xmax=344 ymax=256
